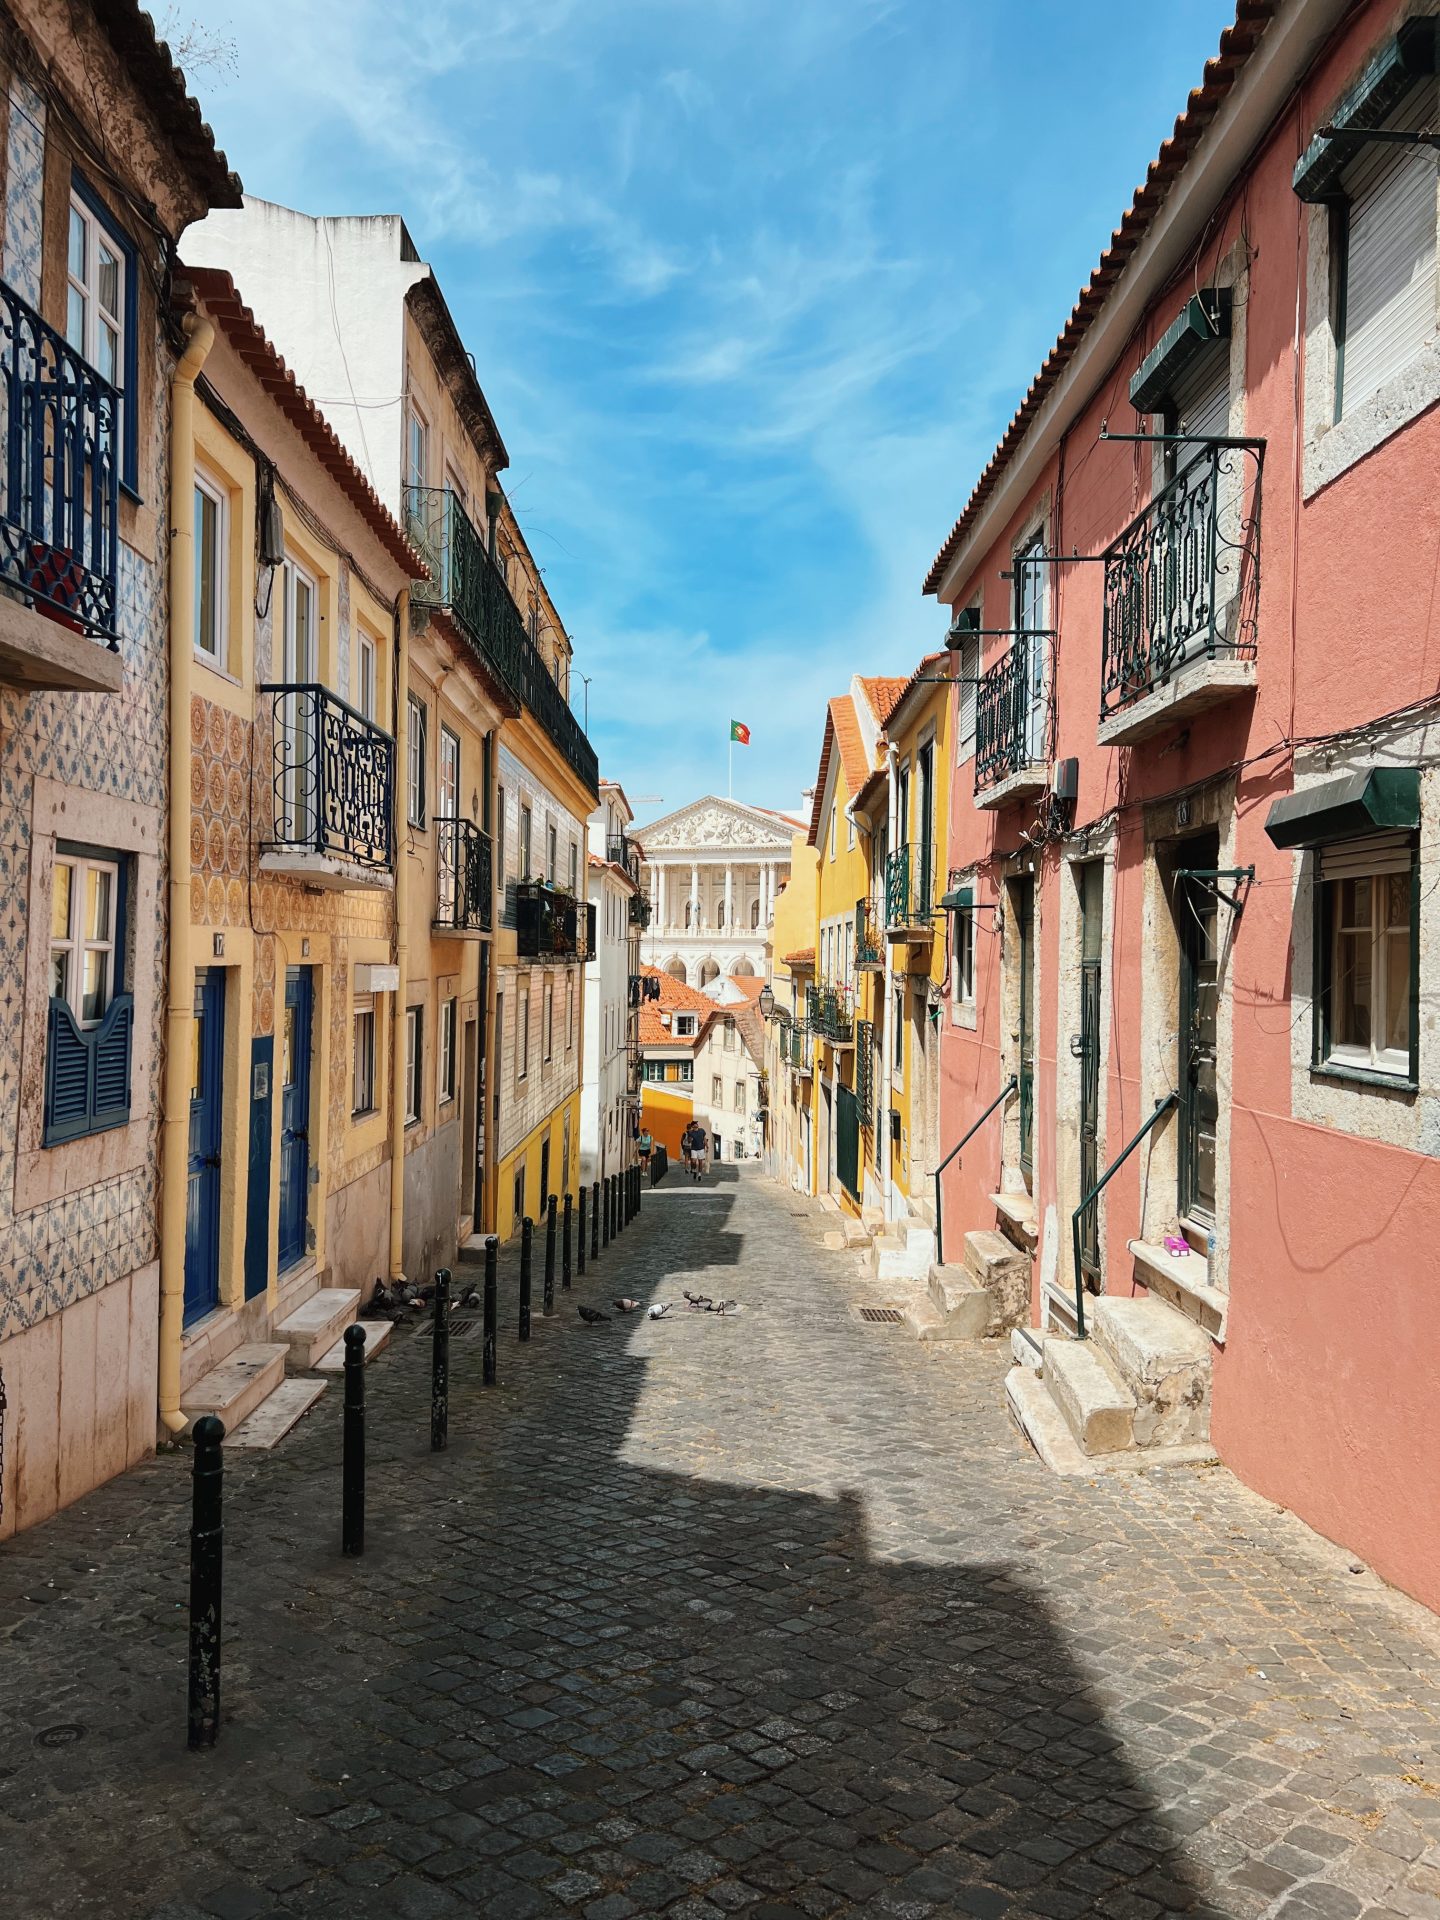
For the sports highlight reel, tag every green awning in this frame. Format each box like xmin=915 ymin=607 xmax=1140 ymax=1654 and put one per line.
xmin=1293 ymin=18 xmax=1440 ymax=203
xmin=1129 ymin=290 xmax=1231 ymax=413
xmin=938 ymin=884 xmax=974 ymax=911
xmin=1264 ymin=767 xmax=1420 ymax=850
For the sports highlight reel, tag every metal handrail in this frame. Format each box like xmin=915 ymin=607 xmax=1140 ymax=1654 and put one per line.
xmin=1070 ymin=1091 xmax=1177 ymax=1339
xmin=930 ymin=1074 xmax=1017 ymax=1266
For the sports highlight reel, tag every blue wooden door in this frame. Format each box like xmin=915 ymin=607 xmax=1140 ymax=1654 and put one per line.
xmin=184 ymin=969 xmax=224 ymax=1326
xmin=279 ymin=966 xmax=313 ymax=1271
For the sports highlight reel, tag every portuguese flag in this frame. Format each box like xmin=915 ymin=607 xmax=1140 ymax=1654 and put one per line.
xmin=730 ymin=720 xmax=751 ymax=745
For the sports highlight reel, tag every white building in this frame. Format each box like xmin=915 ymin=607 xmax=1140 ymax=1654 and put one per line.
xmin=637 ymin=796 xmax=799 ymax=989
xmin=582 ymin=783 xmax=642 ymax=1187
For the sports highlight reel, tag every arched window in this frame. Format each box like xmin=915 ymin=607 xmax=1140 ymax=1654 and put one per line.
xmin=750 ymin=898 xmax=760 ymax=929
xmin=684 ymin=901 xmax=693 ymax=929
xmin=717 ymin=901 xmax=726 ymax=928
xmin=700 ymin=959 xmax=720 ymax=986
xmin=665 ymin=958 xmax=687 ymax=983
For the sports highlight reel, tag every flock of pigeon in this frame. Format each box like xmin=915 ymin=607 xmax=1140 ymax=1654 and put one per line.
xmin=577 ymin=1290 xmax=739 ymax=1326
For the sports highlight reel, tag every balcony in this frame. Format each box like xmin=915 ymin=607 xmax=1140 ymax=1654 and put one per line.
xmin=855 ymin=896 xmax=884 ymax=970
xmin=260 ymin=684 xmax=394 ymax=889
xmin=1099 ymin=441 xmax=1261 ymax=747
xmin=807 ymin=983 xmax=854 ymax=1048
xmin=0 ymin=281 xmax=122 ymax=693
xmin=884 ymin=844 xmax=934 ymax=944
xmin=628 ymin=893 xmax=652 ymax=930
xmin=515 ymin=880 xmax=588 ymax=963
xmin=434 ymin=816 xmax=492 ymax=934
xmin=607 ymin=832 xmax=641 ymax=884
xmin=974 ymin=639 xmax=1052 ymax=809
xmin=779 ymin=1019 xmax=813 ymax=1076
xmin=406 ymin=483 xmax=599 ymax=794
xmin=855 ymin=1019 xmax=874 ymax=1121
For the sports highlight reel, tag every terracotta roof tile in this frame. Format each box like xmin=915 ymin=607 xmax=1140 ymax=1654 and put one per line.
xmin=637 ymin=964 xmax=720 ymax=1049
xmin=856 ymin=676 xmax=909 ymax=727
xmin=922 ymin=0 xmax=1278 ymax=596
xmin=782 ymin=948 xmax=816 ymax=970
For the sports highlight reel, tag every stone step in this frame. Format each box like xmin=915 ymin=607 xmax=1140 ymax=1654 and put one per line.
xmin=874 ymin=1241 xmax=932 ymax=1284
xmin=1011 ymin=1325 xmax=1046 ymax=1372
xmin=276 ymin=1287 xmax=361 ymax=1371
xmin=179 ymin=1342 xmax=288 ymax=1438
xmin=1130 ymin=1239 xmax=1228 ymax=1342
xmin=902 ymin=1296 xmax=977 ymax=1343
xmin=1043 ymin=1336 xmax=1136 ymax=1456
xmin=227 ymin=1377 xmax=328 ymax=1450
xmin=1007 ymin=1365 xmax=1218 ymax=1478
xmin=314 ymin=1318 xmax=395 ymax=1373
xmin=458 ymin=1233 xmax=495 ymax=1267
xmin=840 ymin=1215 xmax=871 ymax=1250
xmin=1090 ymin=1296 xmax=1211 ymax=1447
xmin=927 ymin=1264 xmax=992 ymax=1339
xmin=962 ymin=1229 xmax=1031 ymax=1330
xmin=860 ymin=1205 xmax=886 ymax=1236
xmin=989 ymin=1188 xmax=1038 ymax=1249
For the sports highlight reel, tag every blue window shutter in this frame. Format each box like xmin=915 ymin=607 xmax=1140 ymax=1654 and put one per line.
xmin=44 ymin=998 xmax=94 ymax=1143
xmin=92 ymin=994 xmax=134 ymax=1128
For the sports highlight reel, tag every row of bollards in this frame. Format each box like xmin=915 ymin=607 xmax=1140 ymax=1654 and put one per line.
xmin=187 ymin=1163 xmax=644 ymax=1750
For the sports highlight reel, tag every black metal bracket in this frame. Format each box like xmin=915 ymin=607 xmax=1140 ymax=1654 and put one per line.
xmin=1316 ymin=124 xmax=1440 ymax=149
xmin=1174 ymin=865 xmax=1255 ymax=911
xmin=1099 ymin=426 xmax=1268 ymax=450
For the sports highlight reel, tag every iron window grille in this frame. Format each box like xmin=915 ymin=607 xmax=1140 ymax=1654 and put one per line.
xmin=261 ymin=684 xmax=395 ymax=870
xmin=974 ymin=639 xmax=1054 ymax=791
xmin=434 ymin=817 xmax=493 ymax=932
xmin=884 ymin=845 xmax=933 ymax=928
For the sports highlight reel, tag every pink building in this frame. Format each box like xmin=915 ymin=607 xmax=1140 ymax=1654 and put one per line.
xmin=930 ymin=0 xmax=1440 ymax=1610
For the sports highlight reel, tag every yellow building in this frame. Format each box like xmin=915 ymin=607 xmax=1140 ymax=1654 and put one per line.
xmin=868 ymin=653 xmax=954 ymax=1214
xmin=764 ymin=833 xmax=818 ymax=1192
xmin=163 ymin=267 xmax=422 ymax=1430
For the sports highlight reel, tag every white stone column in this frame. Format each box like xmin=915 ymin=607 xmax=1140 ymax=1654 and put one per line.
xmin=724 ymin=864 xmax=733 ymax=931
xmin=690 ymin=861 xmax=699 ymax=930
xmin=657 ymin=865 xmax=666 ymax=932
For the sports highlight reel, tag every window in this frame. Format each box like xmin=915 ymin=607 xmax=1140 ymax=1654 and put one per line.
xmin=1014 ymin=530 xmax=1048 ymax=760
xmin=356 ymin=631 xmax=377 ymax=722
xmin=1334 ymin=96 xmax=1438 ymax=421
xmin=679 ymin=1061 xmax=693 ymax=1083
xmin=352 ymin=997 xmax=377 ymax=1116
xmin=548 ymin=822 xmax=558 ymax=882
xmin=829 ymin=805 xmax=837 ymax=861
xmin=847 ymin=812 xmax=856 ymax=850
xmin=45 ymin=845 xmax=133 ymax=1144
xmin=750 ymin=898 xmax=760 ymax=929
xmin=405 ymin=1007 xmax=423 ymax=1125
xmin=956 ymin=607 xmax=980 ymax=762
xmin=724 ymin=1021 xmax=735 ymax=1051
xmin=67 ymin=180 xmax=137 ymax=489
xmin=439 ymin=996 xmax=456 ymax=1104
xmin=712 ymin=1074 xmax=723 ymax=1103
xmin=407 ymin=695 xmax=428 ymax=826
xmin=497 ymin=787 xmax=507 ymax=884
xmin=566 ymin=975 xmax=574 ymax=1049
xmin=194 ymin=471 xmax=227 ymax=664
xmin=518 ymin=977 xmax=531 ymax=1079
xmin=406 ymin=402 xmax=429 ymax=492
xmin=734 ymin=1080 xmax=745 ymax=1112
xmin=570 ymin=840 xmax=578 ymax=894
xmin=544 ymin=983 xmax=554 ymax=1061
xmin=892 ymin=986 xmax=905 ymax=1075
xmin=675 ymin=1014 xmax=696 ymax=1037
xmin=1316 ymin=835 xmax=1416 ymax=1081
xmin=952 ymin=906 xmax=975 ymax=1010
xmin=521 ymin=805 xmax=533 ymax=878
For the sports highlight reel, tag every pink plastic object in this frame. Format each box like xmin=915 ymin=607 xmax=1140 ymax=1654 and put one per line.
xmin=1162 ymin=1233 xmax=1190 ymax=1258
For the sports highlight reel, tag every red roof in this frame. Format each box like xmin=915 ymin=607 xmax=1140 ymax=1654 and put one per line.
xmin=922 ymin=1 xmax=1277 ymax=595
xmin=783 ymin=948 xmax=816 ymax=971
xmin=182 ymin=267 xmax=426 ymax=580
xmin=856 ymin=676 xmax=908 ymax=728
xmin=638 ymin=965 xmax=720 ymax=1050
xmin=807 ymin=693 xmax=876 ymax=846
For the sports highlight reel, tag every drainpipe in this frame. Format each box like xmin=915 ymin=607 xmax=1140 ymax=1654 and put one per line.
xmin=158 ymin=311 xmax=216 ymax=1436
xmin=388 ymin=588 xmax=412 ymax=1284
xmin=881 ymin=742 xmax=899 ymax=1222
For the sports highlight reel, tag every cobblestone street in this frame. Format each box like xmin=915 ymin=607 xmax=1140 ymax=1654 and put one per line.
xmin=3 ymin=1166 xmax=1440 ymax=1920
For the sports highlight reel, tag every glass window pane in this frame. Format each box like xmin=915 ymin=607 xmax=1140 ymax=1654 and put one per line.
xmin=1386 ymin=931 xmax=1411 ymax=1054
xmin=51 ymin=951 xmax=69 ymax=1001
xmin=68 ymin=205 xmax=87 ymax=279
xmin=52 ymin=861 xmax=73 ymax=942
xmin=97 ymin=243 xmax=119 ymax=317
xmin=98 ymin=320 xmax=118 ymax=385
xmin=82 ymin=946 xmax=108 ymax=1022
xmin=66 ymin=285 xmax=87 ymax=351
xmin=86 ymin=866 xmax=112 ymax=942
xmin=1340 ymin=876 xmax=1371 ymax=930
xmin=195 ymin=487 xmax=219 ymax=654
xmin=1334 ymin=929 xmax=1372 ymax=1048
xmin=1386 ymin=870 xmax=1412 ymax=932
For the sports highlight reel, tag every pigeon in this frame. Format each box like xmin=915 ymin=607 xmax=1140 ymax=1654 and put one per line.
xmin=683 ymin=1290 xmax=705 ymax=1304
xmin=612 ymin=1298 xmax=640 ymax=1314
xmin=713 ymin=1300 xmax=740 ymax=1316
xmin=577 ymin=1304 xmax=611 ymax=1325
xmin=460 ymin=1288 xmax=481 ymax=1310
xmin=648 ymin=1302 xmax=672 ymax=1320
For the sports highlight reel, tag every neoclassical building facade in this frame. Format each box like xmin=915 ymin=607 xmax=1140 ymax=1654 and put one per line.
xmin=636 ymin=797 xmax=800 ymax=987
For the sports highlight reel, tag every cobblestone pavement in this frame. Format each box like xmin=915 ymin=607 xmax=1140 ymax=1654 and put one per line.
xmin=3 ymin=1167 xmax=1440 ymax=1920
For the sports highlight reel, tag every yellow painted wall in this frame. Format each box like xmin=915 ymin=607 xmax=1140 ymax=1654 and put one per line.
xmin=493 ymin=1090 xmax=582 ymax=1241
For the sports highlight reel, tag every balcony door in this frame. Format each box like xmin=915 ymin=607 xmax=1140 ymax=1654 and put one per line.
xmin=1016 ymin=877 xmax=1036 ymax=1183
xmin=1016 ymin=533 xmax=1047 ymax=762
xmin=438 ymin=726 xmax=460 ymax=920
xmin=1077 ymin=862 xmax=1104 ymax=1281
xmin=1178 ymin=838 xmax=1220 ymax=1226
xmin=184 ymin=969 xmax=224 ymax=1326
xmin=279 ymin=559 xmax=318 ymax=845
xmin=917 ymin=740 xmax=934 ymax=915
xmin=278 ymin=966 xmax=313 ymax=1271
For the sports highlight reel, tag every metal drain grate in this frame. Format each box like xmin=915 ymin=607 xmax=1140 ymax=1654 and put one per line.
xmin=422 ymin=1315 xmax=481 ymax=1338
xmin=859 ymin=1307 xmax=904 ymax=1324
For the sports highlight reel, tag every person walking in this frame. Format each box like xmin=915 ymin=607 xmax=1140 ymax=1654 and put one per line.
xmin=682 ymin=1121 xmax=707 ymax=1181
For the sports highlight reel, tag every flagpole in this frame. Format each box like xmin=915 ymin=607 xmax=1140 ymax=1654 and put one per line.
xmin=728 ymin=730 xmax=733 ymax=801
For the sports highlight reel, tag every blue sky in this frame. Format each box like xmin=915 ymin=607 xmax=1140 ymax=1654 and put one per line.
xmin=180 ymin=0 xmax=1236 ymax=818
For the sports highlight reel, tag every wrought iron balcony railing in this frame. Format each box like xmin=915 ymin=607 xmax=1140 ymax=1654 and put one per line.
xmin=261 ymin=684 xmax=394 ymax=871
xmin=884 ymin=844 xmax=933 ymax=930
xmin=607 ymin=832 xmax=641 ymax=883
xmin=0 ymin=279 xmax=119 ymax=645
xmin=779 ymin=1019 xmax=813 ymax=1074
xmin=975 ymin=639 xmax=1052 ymax=792
xmin=855 ymin=895 xmax=884 ymax=968
xmin=1100 ymin=441 xmax=1261 ymax=721
xmin=807 ymin=983 xmax=854 ymax=1045
xmin=855 ymin=1019 xmax=874 ymax=1120
xmin=515 ymin=879 xmax=588 ymax=963
xmin=434 ymin=816 xmax=493 ymax=932
xmin=405 ymin=484 xmax=599 ymax=794
xmin=629 ymin=892 xmax=651 ymax=929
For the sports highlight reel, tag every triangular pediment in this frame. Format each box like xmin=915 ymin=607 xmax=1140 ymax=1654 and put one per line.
xmin=635 ymin=795 xmax=802 ymax=854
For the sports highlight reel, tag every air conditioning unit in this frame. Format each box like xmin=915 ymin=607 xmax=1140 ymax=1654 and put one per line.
xmin=1052 ymin=757 xmax=1079 ymax=803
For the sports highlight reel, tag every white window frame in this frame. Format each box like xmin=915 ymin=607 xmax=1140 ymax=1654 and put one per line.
xmin=352 ymin=996 xmax=377 ymax=1117
xmin=675 ymin=1014 xmax=696 ymax=1038
xmin=518 ymin=976 xmax=531 ymax=1080
xmin=407 ymin=694 xmax=427 ymax=827
xmin=439 ymin=995 xmax=457 ymax=1104
xmin=566 ymin=975 xmax=574 ymax=1049
xmin=892 ymin=985 xmax=905 ymax=1078
xmin=1320 ymin=838 xmax=1415 ymax=1081
xmin=355 ymin=630 xmax=378 ymax=723
xmin=521 ymin=805 xmax=534 ymax=878
xmin=406 ymin=400 xmax=430 ymax=494
xmin=548 ymin=821 xmax=558 ymax=883
xmin=51 ymin=852 xmax=119 ymax=1027
xmin=404 ymin=1006 xmax=422 ymax=1126
xmin=66 ymin=190 xmax=124 ymax=393
xmin=952 ymin=910 xmax=975 ymax=1011
xmin=712 ymin=1073 xmax=723 ymax=1104
xmin=544 ymin=983 xmax=554 ymax=1062
xmin=193 ymin=469 xmax=228 ymax=666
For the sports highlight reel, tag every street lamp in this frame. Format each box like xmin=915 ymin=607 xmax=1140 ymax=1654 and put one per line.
xmin=758 ymin=984 xmax=775 ymax=1020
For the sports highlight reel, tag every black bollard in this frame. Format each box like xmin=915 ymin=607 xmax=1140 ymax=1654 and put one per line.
xmin=483 ymin=1238 xmax=497 ymax=1387
xmin=577 ymin=1186 xmax=587 ymax=1276
xmin=562 ymin=1193 xmax=573 ymax=1290
xmin=187 ymin=1414 xmax=224 ymax=1750
xmin=342 ymin=1323 xmax=366 ymax=1556
xmin=593 ymin=1180 xmax=603 ymax=1256
xmin=544 ymin=1195 xmax=557 ymax=1315
xmin=602 ymin=1175 xmax=611 ymax=1249
xmin=519 ymin=1216 xmax=533 ymax=1341
xmin=431 ymin=1267 xmax=450 ymax=1452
